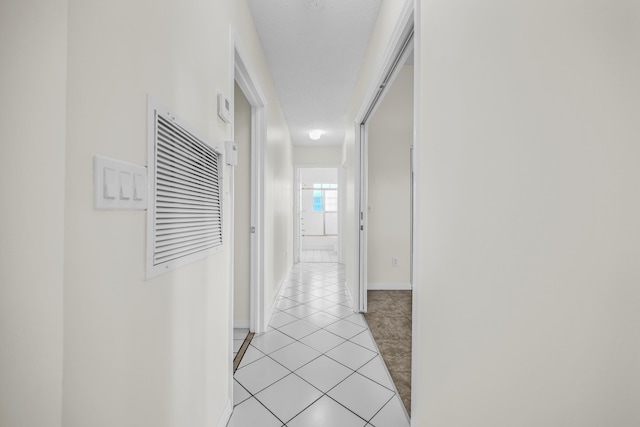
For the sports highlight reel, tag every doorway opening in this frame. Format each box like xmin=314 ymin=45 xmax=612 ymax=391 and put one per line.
xmin=294 ymin=167 xmax=342 ymax=263
xmin=228 ymin=32 xmax=269 ymax=411
xmin=231 ymin=81 xmax=254 ymax=370
xmin=361 ymin=64 xmax=414 ymax=413
xmin=353 ymin=1 xmax=415 ymax=416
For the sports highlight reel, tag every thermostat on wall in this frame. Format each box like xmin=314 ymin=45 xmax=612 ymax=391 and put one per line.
xmin=217 ymin=93 xmax=231 ymax=123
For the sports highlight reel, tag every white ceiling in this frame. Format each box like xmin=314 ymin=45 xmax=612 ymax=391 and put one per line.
xmin=247 ymin=0 xmax=383 ymax=146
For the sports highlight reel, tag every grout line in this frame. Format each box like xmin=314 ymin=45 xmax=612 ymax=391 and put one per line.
xmin=365 ymin=394 xmax=397 ymax=425
xmin=251 ymin=394 xmax=287 ymax=426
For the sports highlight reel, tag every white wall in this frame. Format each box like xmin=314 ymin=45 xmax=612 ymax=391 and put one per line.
xmin=27 ymin=1 xmax=292 ymax=427
xmin=63 ymin=2 xmax=234 ymax=424
xmin=233 ymin=83 xmax=251 ymax=328
xmin=264 ymin=114 xmax=294 ymax=309
xmin=300 ymin=168 xmax=338 ymax=186
xmin=294 ymin=145 xmax=343 ymax=165
xmin=367 ymin=66 xmax=413 ymax=287
xmin=413 ymin=0 xmax=640 ymax=425
xmin=0 ymin=1 xmax=67 ymax=426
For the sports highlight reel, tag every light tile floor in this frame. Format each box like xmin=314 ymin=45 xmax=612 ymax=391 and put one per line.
xmin=300 ymin=249 xmax=338 ymax=263
xmin=228 ymin=263 xmax=410 ymax=427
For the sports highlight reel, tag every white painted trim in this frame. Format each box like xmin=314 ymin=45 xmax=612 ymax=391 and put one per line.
xmin=293 ymin=167 xmax=301 ymax=263
xmin=367 ymin=283 xmax=412 ymax=291
xmin=232 ymin=30 xmax=268 ymax=335
xmin=410 ymin=0 xmax=421 ymax=423
xmin=233 ymin=320 xmax=250 ymax=329
xmin=338 ymin=164 xmax=346 ymax=264
xmin=215 ymin=399 xmax=232 ymax=427
xmin=227 ymin=28 xmax=235 ymax=414
xmin=227 ymin=26 xmax=269 ymax=414
xmin=356 ymin=124 xmax=368 ymax=313
xmin=265 ymin=272 xmax=290 ymax=328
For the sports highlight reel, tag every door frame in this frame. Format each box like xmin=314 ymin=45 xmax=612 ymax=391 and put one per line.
xmin=228 ymin=29 xmax=268 ymax=409
xmin=353 ymin=1 xmax=415 ymax=313
xmin=293 ymin=165 xmax=343 ymax=263
xmin=232 ymin=35 xmax=267 ymax=335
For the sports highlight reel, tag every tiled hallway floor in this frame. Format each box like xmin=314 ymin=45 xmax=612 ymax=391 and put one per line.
xmin=300 ymin=249 xmax=338 ymax=263
xmin=228 ymin=263 xmax=410 ymax=427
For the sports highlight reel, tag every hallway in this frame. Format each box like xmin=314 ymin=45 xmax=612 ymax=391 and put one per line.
xmin=299 ymin=249 xmax=338 ymax=263
xmin=5 ymin=1 xmax=640 ymax=426
xmin=229 ymin=263 xmax=409 ymax=426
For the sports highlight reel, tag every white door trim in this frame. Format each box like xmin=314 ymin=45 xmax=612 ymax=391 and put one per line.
xmin=356 ymin=124 xmax=368 ymax=313
xmin=227 ymin=27 xmax=268 ymax=412
xmin=232 ymin=30 xmax=268 ymax=335
xmin=411 ymin=1 xmax=422 ymax=421
xmin=293 ymin=167 xmax=301 ymax=263
xmin=338 ymin=164 xmax=346 ymax=264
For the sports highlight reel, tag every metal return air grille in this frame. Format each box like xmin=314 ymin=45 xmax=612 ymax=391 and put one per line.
xmin=147 ymin=104 xmax=223 ymax=277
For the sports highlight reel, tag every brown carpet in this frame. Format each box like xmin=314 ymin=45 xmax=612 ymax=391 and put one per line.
xmin=363 ymin=290 xmax=412 ymax=415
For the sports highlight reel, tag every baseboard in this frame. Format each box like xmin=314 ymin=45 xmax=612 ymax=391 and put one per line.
xmin=216 ymin=398 xmax=232 ymax=427
xmin=233 ymin=320 xmax=249 ymax=329
xmin=368 ymin=282 xmax=412 ymax=290
xmin=343 ymin=282 xmax=355 ymax=310
xmin=265 ymin=273 xmax=288 ymax=329
xmin=264 ymin=302 xmax=275 ymax=331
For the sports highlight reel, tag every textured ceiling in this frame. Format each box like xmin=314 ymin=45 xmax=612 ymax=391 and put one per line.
xmin=248 ymin=0 xmax=383 ymax=146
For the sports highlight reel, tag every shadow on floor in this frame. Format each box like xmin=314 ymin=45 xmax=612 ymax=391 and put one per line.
xmin=363 ymin=290 xmax=412 ymax=415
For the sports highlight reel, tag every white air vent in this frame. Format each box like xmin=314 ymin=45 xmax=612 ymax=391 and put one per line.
xmin=147 ymin=98 xmax=223 ymax=278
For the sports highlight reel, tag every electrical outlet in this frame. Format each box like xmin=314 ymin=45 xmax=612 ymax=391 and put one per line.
xmin=391 ymin=257 xmax=398 ymax=268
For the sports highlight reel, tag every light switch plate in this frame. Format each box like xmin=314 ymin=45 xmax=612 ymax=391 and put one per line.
xmin=94 ymin=155 xmax=147 ymax=210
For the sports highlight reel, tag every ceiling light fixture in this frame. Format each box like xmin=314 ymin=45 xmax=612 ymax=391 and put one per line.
xmin=309 ymin=130 xmax=322 ymax=141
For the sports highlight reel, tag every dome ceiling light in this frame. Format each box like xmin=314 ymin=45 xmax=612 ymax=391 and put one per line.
xmin=309 ymin=130 xmax=323 ymax=141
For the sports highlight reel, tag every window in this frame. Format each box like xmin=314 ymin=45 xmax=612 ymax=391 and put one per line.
xmin=308 ymin=187 xmax=336 ymax=212
xmin=312 ymin=190 xmax=324 ymax=211
xmin=324 ymin=190 xmax=337 ymax=211
xmin=301 ymin=181 xmax=338 ymax=237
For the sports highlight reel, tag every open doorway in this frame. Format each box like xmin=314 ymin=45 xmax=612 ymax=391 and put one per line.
xmin=354 ymin=2 xmax=414 ymax=416
xmin=295 ymin=167 xmax=340 ymax=263
xmin=232 ymin=82 xmax=254 ymax=368
xmin=228 ymin=33 xmax=269 ymax=410
xmin=362 ymin=63 xmax=414 ymax=414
